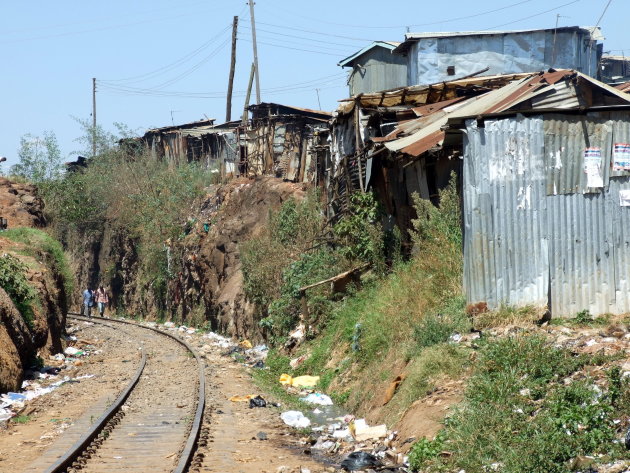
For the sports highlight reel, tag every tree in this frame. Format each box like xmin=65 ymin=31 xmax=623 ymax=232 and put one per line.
xmin=10 ymin=131 xmax=62 ymax=183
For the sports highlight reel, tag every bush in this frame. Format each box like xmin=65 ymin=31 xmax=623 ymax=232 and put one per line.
xmin=0 ymin=253 xmax=37 ymax=328
xmin=409 ymin=434 xmax=444 ymax=471
xmin=3 ymin=227 xmax=74 ymax=298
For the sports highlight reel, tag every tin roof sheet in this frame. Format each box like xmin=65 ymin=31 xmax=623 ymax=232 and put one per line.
xmin=338 ymin=41 xmax=401 ymax=67
xmin=379 ymin=70 xmax=630 ymax=157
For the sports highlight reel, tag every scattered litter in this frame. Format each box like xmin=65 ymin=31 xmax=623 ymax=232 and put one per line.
xmin=449 ymin=333 xmax=463 ymax=343
xmin=63 ymin=347 xmax=84 ymax=356
xmin=280 ymin=410 xmax=311 ymax=428
xmin=312 ymin=438 xmax=336 ymax=451
xmin=279 ymin=374 xmax=320 ymax=388
xmin=332 ymin=428 xmax=351 ymax=439
xmin=256 ymin=431 xmax=268 ymax=440
xmin=239 ymin=339 xmax=253 ymax=349
xmin=249 ymin=395 xmax=267 ymax=408
xmin=300 ymin=393 xmax=333 ymax=406
xmin=229 ymin=394 xmax=255 ymax=402
xmin=382 ymin=375 xmax=406 ymax=406
xmin=163 ymin=322 xmax=175 ymax=328
xmin=350 ymin=419 xmax=388 ymax=442
xmin=290 ymin=354 xmax=308 ymax=369
xmin=340 ymin=451 xmax=381 ymax=471
xmin=252 ymin=360 xmax=265 ymax=369
xmin=203 ymin=332 xmax=232 ymax=348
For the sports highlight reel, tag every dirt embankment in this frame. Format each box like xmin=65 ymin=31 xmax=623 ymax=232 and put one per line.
xmin=173 ymin=176 xmax=307 ymax=339
xmin=0 ymin=178 xmax=68 ymax=393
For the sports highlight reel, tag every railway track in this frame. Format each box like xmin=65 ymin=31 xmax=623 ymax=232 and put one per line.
xmin=38 ymin=314 xmax=206 ymax=473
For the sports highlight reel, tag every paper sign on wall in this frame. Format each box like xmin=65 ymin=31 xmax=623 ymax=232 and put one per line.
xmin=613 ymin=143 xmax=630 ymax=171
xmin=583 ymin=147 xmax=603 ymax=188
xmin=620 ymin=189 xmax=630 ymax=206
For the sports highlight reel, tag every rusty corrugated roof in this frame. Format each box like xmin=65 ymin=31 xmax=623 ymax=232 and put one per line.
xmin=379 ymin=70 xmax=630 ymax=158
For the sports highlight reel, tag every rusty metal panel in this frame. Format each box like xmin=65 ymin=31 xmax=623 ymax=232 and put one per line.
xmin=463 ymin=115 xmax=548 ymax=308
xmin=544 ymin=114 xmax=613 ymax=195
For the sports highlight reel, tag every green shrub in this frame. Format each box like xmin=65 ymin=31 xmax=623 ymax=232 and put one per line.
xmin=409 ymin=434 xmax=444 ymax=471
xmin=3 ymin=227 xmax=74 ymax=297
xmin=0 ymin=253 xmax=37 ymax=328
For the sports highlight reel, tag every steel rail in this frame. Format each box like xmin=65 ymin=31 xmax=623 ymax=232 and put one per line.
xmin=42 ymin=313 xmax=206 ymax=473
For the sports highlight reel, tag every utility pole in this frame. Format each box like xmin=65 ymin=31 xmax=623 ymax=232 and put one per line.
xmin=248 ymin=1 xmax=261 ymax=104
xmin=242 ymin=63 xmax=256 ymax=125
xmin=92 ymin=78 xmax=97 ymax=158
xmin=226 ymin=16 xmax=239 ymax=122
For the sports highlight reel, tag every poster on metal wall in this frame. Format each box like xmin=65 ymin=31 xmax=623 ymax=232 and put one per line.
xmin=612 ymin=143 xmax=630 ymax=171
xmin=583 ymin=147 xmax=603 ymax=188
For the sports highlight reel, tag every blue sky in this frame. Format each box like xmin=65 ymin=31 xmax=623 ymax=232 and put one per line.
xmin=0 ymin=0 xmax=627 ymax=169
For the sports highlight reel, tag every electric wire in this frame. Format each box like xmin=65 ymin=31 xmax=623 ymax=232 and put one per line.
xmin=97 ymin=72 xmax=347 ymax=98
xmin=99 ymin=25 xmax=232 ymax=84
xmin=240 ymin=25 xmax=362 ymax=49
xmin=241 ymin=38 xmax=343 ymax=56
xmin=484 ymin=0 xmax=581 ymax=29
xmin=261 ymin=0 xmax=534 ymax=30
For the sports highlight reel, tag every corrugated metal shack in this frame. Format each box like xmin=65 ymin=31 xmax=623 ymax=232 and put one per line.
xmin=328 ymin=73 xmax=530 ymax=240
xmin=239 ymin=102 xmax=331 ymax=183
xmin=142 ymin=119 xmax=239 ymax=178
xmin=394 ymin=27 xmax=603 ymax=86
xmin=601 ymin=55 xmax=630 ymax=84
xmin=448 ymin=71 xmax=630 ymax=316
xmin=338 ymin=41 xmax=406 ymax=96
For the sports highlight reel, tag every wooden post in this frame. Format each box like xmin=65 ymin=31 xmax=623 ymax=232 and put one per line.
xmin=226 ymin=16 xmax=238 ymax=122
xmin=242 ymin=63 xmax=256 ymax=125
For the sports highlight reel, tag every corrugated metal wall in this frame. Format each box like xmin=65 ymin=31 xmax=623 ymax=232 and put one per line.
xmin=464 ymin=111 xmax=630 ymax=316
xmin=349 ymin=48 xmax=407 ymax=95
xmin=410 ymin=30 xmax=598 ymax=86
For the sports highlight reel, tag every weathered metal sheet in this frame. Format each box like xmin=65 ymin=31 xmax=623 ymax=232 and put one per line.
xmin=347 ymin=46 xmax=407 ymax=96
xmin=463 ymin=115 xmax=548 ymax=309
xmin=410 ymin=29 xmax=599 ymax=86
xmin=464 ymin=110 xmax=630 ymax=316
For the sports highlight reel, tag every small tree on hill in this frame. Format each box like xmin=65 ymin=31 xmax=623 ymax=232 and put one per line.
xmin=11 ymin=131 xmax=62 ymax=183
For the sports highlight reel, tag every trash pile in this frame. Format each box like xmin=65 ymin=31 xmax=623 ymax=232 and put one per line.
xmin=151 ymin=320 xmax=411 ymax=471
xmin=0 ymin=328 xmax=98 ymax=423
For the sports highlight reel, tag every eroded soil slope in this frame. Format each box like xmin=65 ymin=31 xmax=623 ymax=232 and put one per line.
xmin=173 ymin=176 xmax=307 ymax=340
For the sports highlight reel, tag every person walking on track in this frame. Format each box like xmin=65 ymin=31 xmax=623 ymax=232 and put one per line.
xmin=81 ymin=287 xmax=94 ymax=318
xmin=95 ymin=286 xmax=109 ymax=318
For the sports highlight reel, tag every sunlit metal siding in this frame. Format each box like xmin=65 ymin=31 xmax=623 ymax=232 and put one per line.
xmin=463 ymin=115 xmax=548 ymax=309
xmin=409 ymin=29 xmax=599 ymax=86
xmin=464 ymin=110 xmax=630 ymax=316
xmin=347 ymin=47 xmax=407 ymax=95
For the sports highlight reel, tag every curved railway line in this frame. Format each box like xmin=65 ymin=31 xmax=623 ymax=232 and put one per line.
xmin=39 ymin=314 xmax=206 ymax=473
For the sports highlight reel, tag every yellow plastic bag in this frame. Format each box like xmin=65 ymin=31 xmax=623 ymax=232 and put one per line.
xmin=279 ymin=373 xmax=320 ymax=388
xmin=279 ymin=373 xmax=293 ymax=386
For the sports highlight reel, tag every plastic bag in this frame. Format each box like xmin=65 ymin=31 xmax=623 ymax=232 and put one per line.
xmin=300 ymin=393 xmax=333 ymax=406
xmin=280 ymin=410 xmax=311 ymax=428
xmin=249 ymin=395 xmax=267 ymax=408
xmin=340 ymin=451 xmax=381 ymax=471
xmin=279 ymin=374 xmax=320 ymax=388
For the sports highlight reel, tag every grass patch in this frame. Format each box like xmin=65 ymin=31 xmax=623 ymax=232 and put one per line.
xmin=3 ymin=227 xmax=74 ymax=297
xmin=413 ymin=334 xmax=630 ymax=473
xmin=12 ymin=415 xmax=31 ymax=424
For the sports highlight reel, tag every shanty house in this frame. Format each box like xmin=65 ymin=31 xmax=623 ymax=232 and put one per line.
xmin=142 ymin=119 xmax=239 ymax=178
xmin=241 ymin=102 xmax=331 ymax=183
xmin=601 ymin=55 xmax=630 ymax=84
xmin=338 ymin=41 xmax=406 ymax=96
xmin=393 ymin=27 xmax=603 ymax=85
xmin=455 ymin=72 xmax=630 ymax=316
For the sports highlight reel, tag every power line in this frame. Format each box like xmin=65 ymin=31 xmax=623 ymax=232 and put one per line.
xmin=484 ymin=0 xmax=580 ymax=29
xmin=0 ymin=8 xmax=222 ymax=45
xmin=261 ymin=0 xmax=534 ymax=30
xmin=241 ymin=38 xmax=343 ymax=57
xmin=99 ymin=25 xmax=231 ymax=84
xmin=594 ymin=0 xmax=613 ymax=27
xmin=256 ymin=21 xmax=372 ymax=42
xmin=241 ymin=25 xmax=361 ymax=49
xmin=242 ymin=31 xmax=354 ymax=54
xmin=97 ymin=72 xmax=347 ymax=98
